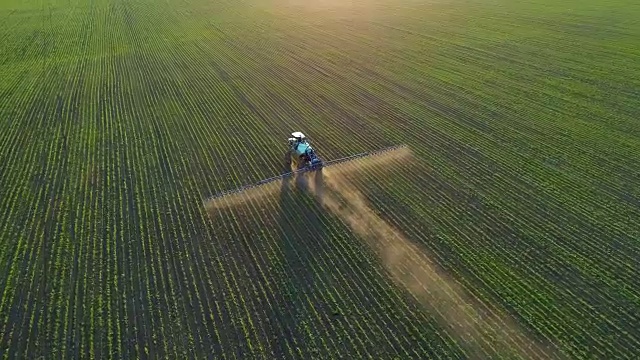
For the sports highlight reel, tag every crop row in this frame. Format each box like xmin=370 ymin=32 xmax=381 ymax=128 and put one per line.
xmin=185 ymin=12 xmax=560 ymax=358
xmin=2 ymin=0 xmax=639 ymax=358
xmin=117 ymin=1 xmax=507 ymax=358
xmin=152 ymin=5 xmax=468 ymax=358
xmin=192 ymin=4 xmax=639 ymax=357
xmin=158 ymin=1 xmax=640 ymax=357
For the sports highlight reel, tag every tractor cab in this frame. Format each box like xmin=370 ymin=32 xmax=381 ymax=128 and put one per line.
xmin=288 ymin=131 xmax=306 ymax=145
xmin=288 ymin=131 xmax=308 ymax=152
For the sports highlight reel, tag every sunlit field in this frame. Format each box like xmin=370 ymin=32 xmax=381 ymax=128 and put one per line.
xmin=1 ymin=0 xmax=639 ymax=358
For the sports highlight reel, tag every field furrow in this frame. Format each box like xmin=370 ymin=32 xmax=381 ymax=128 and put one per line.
xmin=1 ymin=0 xmax=638 ymax=358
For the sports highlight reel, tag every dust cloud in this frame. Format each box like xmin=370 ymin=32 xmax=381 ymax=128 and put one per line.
xmin=308 ymin=165 xmax=560 ymax=359
xmin=324 ymin=145 xmax=412 ymax=179
xmin=204 ymin=179 xmax=283 ymax=212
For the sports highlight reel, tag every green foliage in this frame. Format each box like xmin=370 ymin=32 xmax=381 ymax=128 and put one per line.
xmin=0 ymin=0 xmax=638 ymax=358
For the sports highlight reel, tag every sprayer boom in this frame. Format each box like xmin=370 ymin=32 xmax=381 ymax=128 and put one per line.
xmin=203 ymin=144 xmax=408 ymax=205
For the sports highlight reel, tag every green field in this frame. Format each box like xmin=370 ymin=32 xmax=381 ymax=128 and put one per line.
xmin=1 ymin=0 xmax=639 ymax=358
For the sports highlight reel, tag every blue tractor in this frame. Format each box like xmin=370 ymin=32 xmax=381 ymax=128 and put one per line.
xmin=287 ymin=131 xmax=323 ymax=171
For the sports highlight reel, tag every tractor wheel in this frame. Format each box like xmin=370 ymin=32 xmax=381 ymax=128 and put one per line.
xmin=283 ymin=150 xmax=292 ymax=172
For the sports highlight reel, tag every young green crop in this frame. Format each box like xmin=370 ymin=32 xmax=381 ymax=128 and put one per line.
xmin=1 ymin=0 xmax=639 ymax=357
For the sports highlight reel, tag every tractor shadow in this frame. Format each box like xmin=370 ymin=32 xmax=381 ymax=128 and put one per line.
xmin=266 ymin=166 xmax=332 ymax=356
